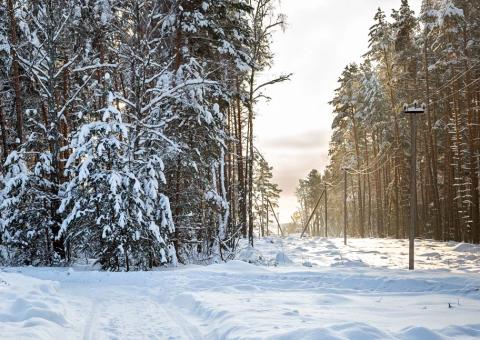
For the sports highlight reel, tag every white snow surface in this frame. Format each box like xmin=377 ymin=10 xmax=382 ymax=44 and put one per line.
xmin=1 ymin=236 xmax=480 ymax=339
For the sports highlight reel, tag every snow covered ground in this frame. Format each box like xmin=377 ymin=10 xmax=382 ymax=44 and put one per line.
xmin=1 ymin=236 xmax=480 ymax=339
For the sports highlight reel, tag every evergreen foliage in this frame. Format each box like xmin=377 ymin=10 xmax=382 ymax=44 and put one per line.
xmin=0 ymin=0 xmax=285 ymax=269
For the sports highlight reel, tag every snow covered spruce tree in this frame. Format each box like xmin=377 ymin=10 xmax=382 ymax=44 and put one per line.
xmin=0 ymin=150 xmax=58 ymax=265
xmin=59 ymin=83 xmax=175 ymax=270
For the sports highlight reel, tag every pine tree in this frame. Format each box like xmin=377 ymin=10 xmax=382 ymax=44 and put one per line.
xmin=253 ymin=155 xmax=281 ymax=237
xmin=319 ymin=0 xmax=480 ymax=244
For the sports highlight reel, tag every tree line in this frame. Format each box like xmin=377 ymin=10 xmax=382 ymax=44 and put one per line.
xmin=296 ymin=0 xmax=480 ymax=244
xmin=0 ymin=0 xmax=286 ymax=270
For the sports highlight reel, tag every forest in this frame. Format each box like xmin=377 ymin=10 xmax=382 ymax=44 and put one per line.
xmin=0 ymin=0 xmax=285 ymax=270
xmin=1 ymin=1 xmax=480 ymax=339
xmin=296 ymin=0 xmax=480 ymax=245
xmin=1 ymin=0 xmax=479 ymax=272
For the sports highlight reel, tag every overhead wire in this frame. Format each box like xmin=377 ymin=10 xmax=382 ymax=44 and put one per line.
xmin=344 ymin=142 xmax=396 ymax=176
xmin=430 ymin=77 xmax=480 ymax=107
xmin=431 ymin=62 xmax=480 ymax=95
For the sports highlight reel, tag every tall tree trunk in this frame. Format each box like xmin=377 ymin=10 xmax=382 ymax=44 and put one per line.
xmin=364 ymin=132 xmax=372 ymax=235
xmin=444 ymin=89 xmax=455 ymax=241
xmin=227 ymin=107 xmax=236 ymax=242
xmin=0 ymin=102 xmax=8 ymax=162
xmin=247 ymin=106 xmax=254 ymax=246
xmin=172 ymin=16 xmax=184 ymax=261
xmin=352 ymin=175 xmax=357 ymax=236
xmin=382 ymin=47 xmax=401 ymax=240
xmin=423 ymin=41 xmax=442 ymax=240
xmin=373 ymin=132 xmax=384 ymax=237
xmin=247 ymin=70 xmax=255 ymax=246
xmin=452 ymin=74 xmax=466 ymax=242
xmin=7 ymin=0 xmax=24 ymax=145
xmin=351 ymin=112 xmax=364 ymax=237
xmin=235 ymin=79 xmax=247 ymax=238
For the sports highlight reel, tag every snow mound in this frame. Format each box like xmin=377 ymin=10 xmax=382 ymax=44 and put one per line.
xmin=237 ymin=246 xmax=265 ymax=264
xmin=275 ymin=251 xmax=293 ymax=265
xmin=331 ymin=258 xmax=369 ymax=268
xmin=202 ymin=260 xmax=269 ymax=275
xmin=273 ymin=322 xmax=389 ymax=340
xmin=453 ymin=243 xmax=480 ymax=253
xmin=0 ymin=273 xmax=70 ymax=339
xmin=419 ymin=252 xmax=441 ymax=257
xmin=221 ymin=260 xmax=266 ymax=272
xmin=399 ymin=326 xmax=443 ymax=340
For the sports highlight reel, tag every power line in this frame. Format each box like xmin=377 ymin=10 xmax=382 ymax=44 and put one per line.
xmin=431 ymin=77 xmax=480 ymax=107
xmin=346 ymin=143 xmax=397 ymax=176
xmin=432 ymin=62 xmax=480 ymax=95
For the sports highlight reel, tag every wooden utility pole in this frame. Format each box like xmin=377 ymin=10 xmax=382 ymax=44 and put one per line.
xmin=409 ymin=113 xmax=417 ymax=270
xmin=300 ymin=190 xmax=325 ymax=238
xmin=324 ymin=182 xmax=328 ymax=238
xmin=267 ymin=198 xmax=284 ymax=237
xmin=404 ymin=102 xmax=425 ymax=270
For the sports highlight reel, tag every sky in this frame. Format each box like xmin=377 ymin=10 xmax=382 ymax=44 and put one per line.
xmin=256 ymin=0 xmax=422 ymax=223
